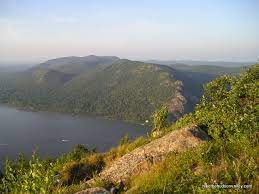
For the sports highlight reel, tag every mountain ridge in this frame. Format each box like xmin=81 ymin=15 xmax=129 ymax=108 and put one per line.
xmin=0 ymin=55 xmax=246 ymax=122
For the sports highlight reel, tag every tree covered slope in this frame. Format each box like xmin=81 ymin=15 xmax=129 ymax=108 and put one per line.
xmin=0 ymin=56 xmax=244 ymax=122
xmin=57 ymin=60 xmax=182 ymax=121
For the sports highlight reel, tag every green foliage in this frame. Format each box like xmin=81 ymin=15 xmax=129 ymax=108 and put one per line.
xmin=0 ymin=153 xmax=56 ymax=194
xmin=195 ymin=64 xmax=259 ymax=141
xmin=0 ymin=145 xmax=99 ymax=193
xmin=63 ymin=144 xmax=91 ymax=161
xmin=152 ymin=105 xmax=169 ymax=131
xmin=90 ymin=177 xmax=113 ymax=190
xmin=166 ymin=113 xmax=196 ymax=132
xmin=59 ymin=153 xmax=104 ymax=185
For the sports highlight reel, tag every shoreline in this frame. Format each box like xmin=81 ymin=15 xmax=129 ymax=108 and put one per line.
xmin=0 ymin=103 xmax=151 ymax=126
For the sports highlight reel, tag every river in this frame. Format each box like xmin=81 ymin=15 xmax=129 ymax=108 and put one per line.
xmin=0 ymin=106 xmax=149 ymax=166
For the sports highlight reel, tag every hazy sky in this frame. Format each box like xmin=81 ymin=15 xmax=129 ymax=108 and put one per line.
xmin=0 ymin=0 xmax=258 ymax=63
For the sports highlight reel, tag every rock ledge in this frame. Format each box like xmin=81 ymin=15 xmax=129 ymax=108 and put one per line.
xmin=89 ymin=125 xmax=210 ymax=184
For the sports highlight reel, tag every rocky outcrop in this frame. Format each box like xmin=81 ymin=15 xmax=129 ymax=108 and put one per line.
xmin=88 ymin=125 xmax=210 ymax=185
xmin=167 ymin=80 xmax=187 ymax=120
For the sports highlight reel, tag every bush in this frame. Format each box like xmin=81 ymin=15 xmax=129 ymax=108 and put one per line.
xmin=0 ymin=153 xmax=56 ymax=194
xmin=63 ymin=144 xmax=91 ymax=161
xmin=152 ymin=105 xmax=169 ymax=131
xmin=60 ymin=153 xmax=104 ymax=185
xmin=0 ymin=145 xmax=95 ymax=193
xmin=90 ymin=177 xmax=114 ymax=190
xmin=53 ymin=144 xmax=93 ymax=174
xmin=166 ymin=113 xmax=197 ymax=132
xmin=195 ymin=65 xmax=259 ymax=141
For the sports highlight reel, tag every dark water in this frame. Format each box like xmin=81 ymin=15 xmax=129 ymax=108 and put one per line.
xmin=0 ymin=106 xmax=149 ymax=165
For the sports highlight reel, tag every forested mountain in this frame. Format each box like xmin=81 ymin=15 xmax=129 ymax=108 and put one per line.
xmin=0 ymin=56 xmax=245 ymax=122
xmin=57 ymin=60 xmax=188 ymax=121
xmin=31 ymin=55 xmax=120 ymax=74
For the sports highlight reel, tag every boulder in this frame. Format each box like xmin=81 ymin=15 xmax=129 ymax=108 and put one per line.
xmin=88 ymin=125 xmax=210 ymax=184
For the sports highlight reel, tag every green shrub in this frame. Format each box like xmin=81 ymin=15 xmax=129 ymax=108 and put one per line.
xmin=195 ymin=65 xmax=259 ymax=141
xmin=0 ymin=145 xmax=96 ymax=193
xmin=53 ymin=144 xmax=94 ymax=174
xmin=166 ymin=113 xmax=197 ymax=132
xmin=90 ymin=177 xmax=113 ymax=190
xmin=152 ymin=105 xmax=169 ymax=131
xmin=0 ymin=153 xmax=56 ymax=194
xmin=61 ymin=144 xmax=91 ymax=162
xmin=60 ymin=153 xmax=104 ymax=185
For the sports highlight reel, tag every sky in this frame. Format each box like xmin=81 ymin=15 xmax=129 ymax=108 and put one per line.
xmin=0 ymin=0 xmax=258 ymax=64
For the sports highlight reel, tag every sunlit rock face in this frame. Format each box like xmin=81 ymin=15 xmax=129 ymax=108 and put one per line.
xmin=87 ymin=125 xmax=210 ymax=185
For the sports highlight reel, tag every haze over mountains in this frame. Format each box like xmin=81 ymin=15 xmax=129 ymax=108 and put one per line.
xmin=0 ymin=55 xmax=249 ymax=122
xmin=146 ymin=60 xmax=255 ymax=67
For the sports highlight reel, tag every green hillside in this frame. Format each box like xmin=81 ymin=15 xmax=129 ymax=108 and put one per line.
xmin=35 ymin=55 xmax=120 ymax=74
xmin=57 ymin=60 xmax=182 ymax=121
xmin=0 ymin=56 xmax=246 ymax=123
xmin=0 ymin=58 xmax=201 ymax=122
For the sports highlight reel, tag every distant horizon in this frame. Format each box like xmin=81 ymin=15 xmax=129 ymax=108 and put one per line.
xmin=0 ymin=54 xmax=256 ymax=67
xmin=0 ymin=50 xmax=257 ymax=66
xmin=0 ymin=55 xmax=257 ymax=65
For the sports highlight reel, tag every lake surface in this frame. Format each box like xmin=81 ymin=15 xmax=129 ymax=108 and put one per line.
xmin=0 ymin=106 xmax=149 ymax=166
